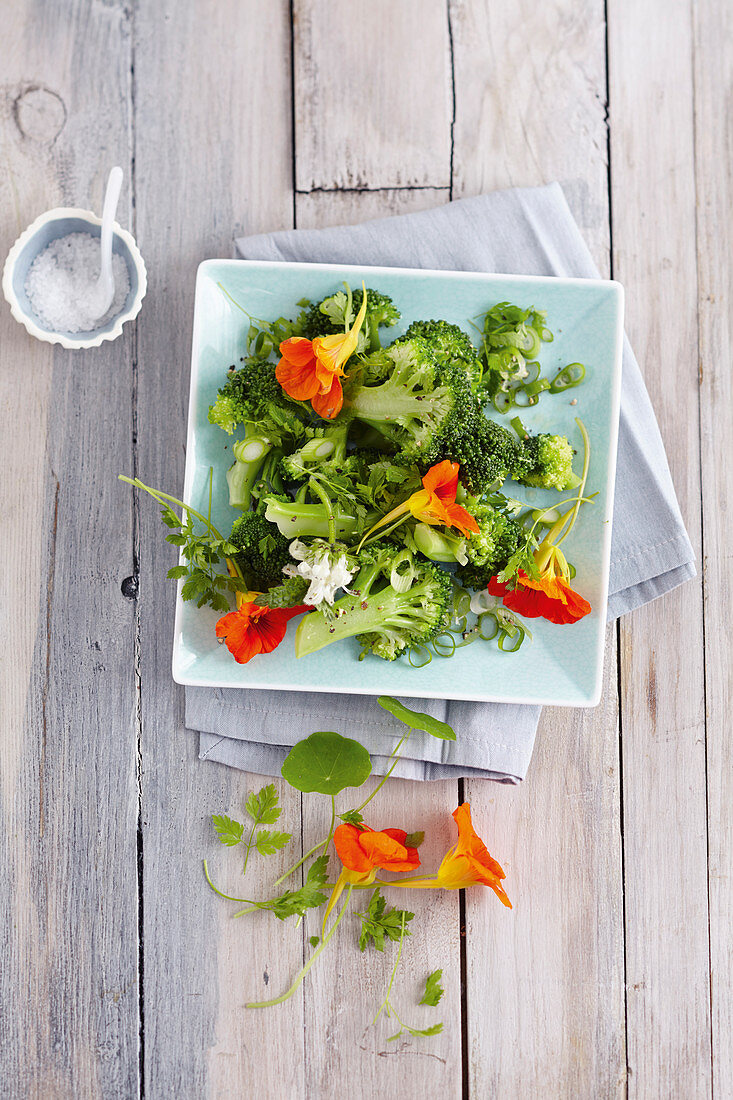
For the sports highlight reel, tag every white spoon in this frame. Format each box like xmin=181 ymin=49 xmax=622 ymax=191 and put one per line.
xmin=87 ymin=166 xmax=123 ymax=321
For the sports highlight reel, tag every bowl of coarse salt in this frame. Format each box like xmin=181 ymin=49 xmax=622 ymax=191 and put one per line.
xmin=2 ymin=206 xmax=146 ymax=349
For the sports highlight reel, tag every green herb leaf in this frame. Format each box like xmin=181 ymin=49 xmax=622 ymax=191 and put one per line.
xmin=255 ymin=829 xmax=292 ymax=856
xmin=262 ymin=855 xmax=330 ymax=920
xmin=245 ymin=783 xmax=282 ymax=825
xmin=404 ymin=831 xmax=424 ymax=849
xmin=419 ymin=970 xmax=444 ymax=1007
xmin=377 ymin=697 xmax=456 ymax=741
xmin=281 ymin=731 xmax=372 ymax=795
xmin=388 ymin=1023 xmax=444 ymax=1042
xmin=309 ymin=935 xmax=320 ymax=947
xmin=356 ymin=889 xmax=414 ymax=952
xmin=338 ymin=809 xmax=365 ymax=826
xmin=212 ymin=814 xmax=244 ymax=847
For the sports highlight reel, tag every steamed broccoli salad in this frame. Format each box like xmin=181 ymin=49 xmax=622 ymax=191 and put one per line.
xmin=203 ymin=283 xmax=591 ymax=667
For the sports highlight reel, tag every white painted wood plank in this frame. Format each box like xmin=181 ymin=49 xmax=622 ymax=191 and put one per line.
xmin=693 ymin=0 xmax=731 ymax=1094
xmin=293 ymin=0 xmax=453 ymax=191
xmin=296 ymin=187 xmax=451 ymax=231
xmin=0 ymin=3 xmax=140 ymax=1096
xmin=450 ymin=2 xmax=625 ymax=1093
xmin=132 ymin=3 xmax=305 ymax=1097
xmin=293 ymin=171 xmax=462 ymax=1100
xmin=449 ymin=0 xmax=611 ymax=271
xmin=301 ymin=776 xmax=462 ymax=1099
xmin=608 ymin=0 xmax=711 ymax=1094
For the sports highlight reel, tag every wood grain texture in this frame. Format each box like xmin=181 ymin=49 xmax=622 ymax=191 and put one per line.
xmin=300 ymin=777 xmax=462 ymax=1099
xmin=608 ymin=0 xmax=711 ymax=1094
xmin=293 ymin=0 xmax=453 ymax=191
xmin=293 ymin=100 xmax=462 ymax=1100
xmin=132 ymin=3 xmax=305 ymax=1097
xmin=296 ymin=187 xmax=451 ymax=231
xmin=449 ymin=0 xmax=611 ymax=270
xmin=692 ymin=0 xmax=732 ymax=1092
xmin=450 ymin=2 xmax=624 ymax=1094
xmin=0 ymin=3 xmax=140 ymax=1098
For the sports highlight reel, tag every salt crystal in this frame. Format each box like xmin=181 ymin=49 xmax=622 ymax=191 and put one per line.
xmin=24 ymin=232 xmax=130 ymax=334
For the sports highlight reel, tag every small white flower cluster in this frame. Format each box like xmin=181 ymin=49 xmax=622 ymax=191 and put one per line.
xmin=283 ymin=539 xmax=356 ymax=607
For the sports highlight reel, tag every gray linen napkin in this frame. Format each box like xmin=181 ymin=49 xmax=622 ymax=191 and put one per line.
xmin=189 ymin=183 xmax=695 ymax=783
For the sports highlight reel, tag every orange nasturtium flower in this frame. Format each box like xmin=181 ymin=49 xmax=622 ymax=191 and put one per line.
xmin=488 ymin=542 xmax=591 ymax=626
xmin=323 ymin=823 xmax=421 ymax=926
xmin=215 ymin=592 xmax=309 ymax=663
xmin=361 ymin=459 xmax=480 ymax=544
xmin=276 ymin=290 xmax=368 ymax=419
xmin=391 ymin=803 xmax=511 ymax=907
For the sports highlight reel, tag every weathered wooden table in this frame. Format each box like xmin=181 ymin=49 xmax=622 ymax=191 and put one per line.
xmin=2 ymin=2 xmax=728 ymax=1097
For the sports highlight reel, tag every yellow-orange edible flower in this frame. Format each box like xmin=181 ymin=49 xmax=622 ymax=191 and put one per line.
xmin=359 ymin=459 xmax=479 ymax=546
xmin=389 ymin=803 xmax=511 ymax=907
xmin=276 ymin=290 xmax=368 ymax=419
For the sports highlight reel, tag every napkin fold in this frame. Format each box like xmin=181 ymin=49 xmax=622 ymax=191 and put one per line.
xmin=188 ymin=183 xmax=694 ymax=783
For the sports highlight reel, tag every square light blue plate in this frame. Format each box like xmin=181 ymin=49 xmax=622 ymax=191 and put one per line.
xmin=173 ymin=260 xmax=623 ymax=707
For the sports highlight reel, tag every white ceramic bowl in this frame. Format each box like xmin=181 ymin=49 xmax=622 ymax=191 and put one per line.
xmin=2 ymin=206 xmax=147 ymax=349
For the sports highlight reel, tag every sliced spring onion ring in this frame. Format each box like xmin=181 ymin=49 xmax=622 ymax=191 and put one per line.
xmin=549 ymin=362 xmax=586 ymax=392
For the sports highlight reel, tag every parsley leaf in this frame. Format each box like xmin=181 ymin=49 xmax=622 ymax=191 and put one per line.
xmin=356 ymin=889 xmax=414 ymax=952
xmin=255 ymin=829 xmax=292 ymax=856
xmin=211 ymin=814 xmax=244 ymax=847
xmin=419 ymin=970 xmax=444 ymax=1007
xmin=338 ymin=809 xmax=365 ymax=826
xmin=262 ymin=855 xmax=330 ymax=920
xmin=245 ymin=783 xmax=282 ymax=825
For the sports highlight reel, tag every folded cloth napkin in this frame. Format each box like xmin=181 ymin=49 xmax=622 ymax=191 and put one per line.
xmin=189 ymin=183 xmax=695 ymax=783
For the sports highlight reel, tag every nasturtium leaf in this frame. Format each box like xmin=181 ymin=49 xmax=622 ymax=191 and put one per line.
xmin=377 ymin=696 xmax=456 ymax=741
xmin=281 ymin=731 xmax=372 ymax=795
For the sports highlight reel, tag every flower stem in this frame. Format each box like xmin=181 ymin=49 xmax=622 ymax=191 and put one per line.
xmin=308 ymin=477 xmax=336 ymax=545
xmin=371 ymin=910 xmax=407 ymax=1026
xmin=321 ymin=795 xmax=336 ymax=857
xmin=241 ymin=819 xmax=258 ymax=878
xmin=354 ymin=731 xmax=411 ymax=813
xmin=246 ymin=886 xmax=353 ymax=1008
xmin=202 ymin=860 xmax=254 ymax=904
xmin=273 ymin=839 xmax=325 ymax=887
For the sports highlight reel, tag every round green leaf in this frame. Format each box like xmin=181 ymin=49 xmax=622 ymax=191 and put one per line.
xmin=377 ymin=696 xmax=456 ymax=741
xmin=281 ymin=731 xmax=372 ymax=795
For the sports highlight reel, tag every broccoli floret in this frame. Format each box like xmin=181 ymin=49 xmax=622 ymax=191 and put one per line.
xmin=208 ymin=359 xmax=307 ymax=440
xmin=404 ymin=319 xmax=482 ymax=391
xmin=294 ymin=543 xmax=451 ymax=661
xmin=302 ymin=286 xmax=399 ymax=351
xmin=343 ymin=337 xmax=524 ymax=496
xmin=514 ymin=429 xmax=578 ymax=491
xmin=445 ymin=412 xmax=526 ymax=494
xmin=229 ymin=512 xmax=293 ymax=591
xmin=342 ymin=336 xmax=460 ymax=465
xmin=414 ymin=499 xmax=522 ymax=589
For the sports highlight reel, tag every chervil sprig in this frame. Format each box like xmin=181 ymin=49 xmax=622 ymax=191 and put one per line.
xmin=119 ymin=473 xmax=246 ymax=613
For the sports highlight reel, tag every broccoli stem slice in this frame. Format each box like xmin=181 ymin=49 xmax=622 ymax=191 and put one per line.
xmin=227 ymin=436 xmax=272 ymax=509
xmin=413 ymin=523 xmax=468 ymax=566
xmin=295 ymin=583 xmax=421 ymax=658
xmin=263 ymin=496 xmax=361 ymax=539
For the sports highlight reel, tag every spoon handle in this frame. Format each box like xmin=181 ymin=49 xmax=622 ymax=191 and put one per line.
xmin=100 ymin=166 xmax=123 ymax=282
